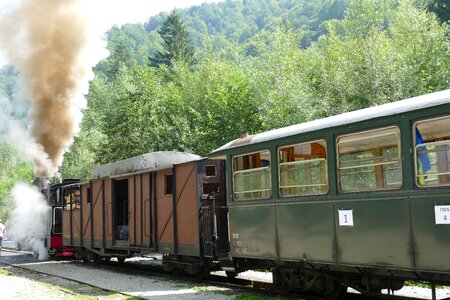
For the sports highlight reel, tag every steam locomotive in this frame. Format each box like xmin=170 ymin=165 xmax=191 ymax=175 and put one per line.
xmin=43 ymin=90 xmax=450 ymax=299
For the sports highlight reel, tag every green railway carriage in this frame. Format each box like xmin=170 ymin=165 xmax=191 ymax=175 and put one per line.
xmin=210 ymin=89 xmax=450 ymax=296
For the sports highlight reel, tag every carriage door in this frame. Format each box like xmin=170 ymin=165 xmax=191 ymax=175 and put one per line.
xmin=199 ymin=159 xmax=229 ymax=258
xmin=113 ymin=179 xmax=129 ymax=243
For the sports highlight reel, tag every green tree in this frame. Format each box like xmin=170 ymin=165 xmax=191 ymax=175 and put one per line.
xmin=303 ymin=0 xmax=450 ymax=117
xmin=242 ymin=26 xmax=312 ymax=130
xmin=425 ymin=0 xmax=450 ymax=23
xmin=173 ymin=57 xmax=262 ymax=155
xmin=148 ymin=11 xmax=196 ymax=68
xmin=86 ymin=64 xmax=192 ymax=164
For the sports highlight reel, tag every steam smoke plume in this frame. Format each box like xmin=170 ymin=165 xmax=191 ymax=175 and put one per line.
xmin=0 ymin=0 xmax=104 ymax=176
xmin=8 ymin=183 xmax=50 ymax=260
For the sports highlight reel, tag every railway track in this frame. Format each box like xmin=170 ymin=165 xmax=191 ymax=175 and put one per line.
xmin=1 ymin=249 xmax=447 ymax=300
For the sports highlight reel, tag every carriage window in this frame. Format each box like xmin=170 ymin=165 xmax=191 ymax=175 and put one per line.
xmin=414 ymin=116 xmax=450 ymax=187
xmin=205 ymin=165 xmax=216 ymax=177
xmin=164 ymin=174 xmax=173 ymax=195
xmin=63 ymin=188 xmax=81 ymax=210
xmin=337 ymin=127 xmax=402 ymax=192
xmin=53 ymin=207 xmax=62 ymax=234
xmin=86 ymin=187 xmax=91 ymax=204
xmin=279 ymin=140 xmax=328 ymax=197
xmin=233 ymin=150 xmax=271 ymax=200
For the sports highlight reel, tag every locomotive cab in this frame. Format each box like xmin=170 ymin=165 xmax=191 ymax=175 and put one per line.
xmin=46 ymin=179 xmax=79 ymax=257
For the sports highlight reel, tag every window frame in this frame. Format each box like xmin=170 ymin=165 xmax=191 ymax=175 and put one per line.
xmin=62 ymin=187 xmax=81 ymax=210
xmin=413 ymin=115 xmax=450 ymax=188
xmin=232 ymin=149 xmax=272 ymax=201
xmin=336 ymin=126 xmax=403 ymax=193
xmin=278 ymin=139 xmax=329 ymax=197
xmin=205 ymin=165 xmax=217 ymax=177
xmin=52 ymin=207 xmax=62 ymax=234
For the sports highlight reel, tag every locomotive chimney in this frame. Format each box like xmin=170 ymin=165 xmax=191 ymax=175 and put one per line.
xmin=32 ymin=177 xmax=49 ymax=191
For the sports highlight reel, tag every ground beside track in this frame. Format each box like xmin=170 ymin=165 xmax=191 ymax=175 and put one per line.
xmin=0 ymin=250 xmax=131 ymax=299
xmin=1 ymin=247 xmax=450 ymax=299
xmin=0 ymin=249 xmax=273 ymax=299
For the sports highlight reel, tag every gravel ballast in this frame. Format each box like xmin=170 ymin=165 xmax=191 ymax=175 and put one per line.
xmin=1 ymin=249 xmax=450 ymax=299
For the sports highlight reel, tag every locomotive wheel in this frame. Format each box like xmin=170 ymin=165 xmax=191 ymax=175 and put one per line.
xmin=117 ymin=257 xmax=126 ymax=263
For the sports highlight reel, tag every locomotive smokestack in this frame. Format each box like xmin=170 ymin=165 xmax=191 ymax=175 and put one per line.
xmin=0 ymin=0 xmax=104 ymax=177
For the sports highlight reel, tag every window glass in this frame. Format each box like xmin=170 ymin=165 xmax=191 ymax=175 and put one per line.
xmin=337 ymin=127 xmax=402 ymax=192
xmin=233 ymin=150 xmax=271 ymax=200
xmin=279 ymin=140 xmax=328 ymax=197
xmin=53 ymin=207 xmax=62 ymax=234
xmin=414 ymin=116 xmax=450 ymax=187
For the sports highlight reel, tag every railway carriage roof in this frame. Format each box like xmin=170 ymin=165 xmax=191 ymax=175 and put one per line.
xmin=211 ymin=89 xmax=450 ymax=154
xmin=92 ymin=151 xmax=201 ymax=179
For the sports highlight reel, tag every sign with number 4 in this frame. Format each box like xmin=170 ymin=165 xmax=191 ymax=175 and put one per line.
xmin=338 ymin=209 xmax=354 ymax=227
xmin=435 ymin=205 xmax=450 ymax=225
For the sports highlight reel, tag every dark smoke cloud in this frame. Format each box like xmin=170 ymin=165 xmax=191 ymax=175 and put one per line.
xmin=0 ymin=0 xmax=104 ymax=177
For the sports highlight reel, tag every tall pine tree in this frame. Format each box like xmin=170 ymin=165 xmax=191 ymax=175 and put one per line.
xmin=149 ymin=11 xmax=196 ymax=68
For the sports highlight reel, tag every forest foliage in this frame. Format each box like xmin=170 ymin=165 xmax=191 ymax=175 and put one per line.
xmin=0 ymin=0 xmax=449 ymax=199
xmin=52 ymin=0 xmax=450 ymax=180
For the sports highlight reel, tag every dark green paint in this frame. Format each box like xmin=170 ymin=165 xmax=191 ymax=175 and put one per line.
xmin=218 ymin=99 xmax=450 ymax=275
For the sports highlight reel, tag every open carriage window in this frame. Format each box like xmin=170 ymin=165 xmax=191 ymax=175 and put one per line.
xmin=279 ymin=140 xmax=328 ymax=197
xmin=414 ymin=116 xmax=450 ymax=187
xmin=86 ymin=187 xmax=91 ymax=204
xmin=164 ymin=174 xmax=173 ymax=195
xmin=63 ymin=188 xmax=80 ymax=210
xmin=205 ymin=165 xmax=217 ymax=177
xmin=233 ymin=150 xmax=271 ymax=200
xmin=337 ymin=126 xmax=402 ymax=192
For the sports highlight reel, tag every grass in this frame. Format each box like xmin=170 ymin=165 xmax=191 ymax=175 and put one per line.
xmin=405 ymin=280 xmax=450 ymax=289
xmin=0 ymin=268 xmax=11 ymax=276
xmin=192 ymin=286 xmax=210 ymax=292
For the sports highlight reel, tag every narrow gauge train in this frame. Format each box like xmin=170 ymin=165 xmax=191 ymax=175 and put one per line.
xmin=54 ymin=89 xmax=450 ymax=299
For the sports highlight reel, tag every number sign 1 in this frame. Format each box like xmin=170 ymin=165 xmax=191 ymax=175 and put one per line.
xmin=338 ymin=209 xmax=354 ymax=227
xmin=434 ymin=205 xmax=450 ymax=225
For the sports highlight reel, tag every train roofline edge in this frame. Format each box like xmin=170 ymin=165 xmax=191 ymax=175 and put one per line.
xmin=210 ymin=89 xmax=450 ymax=155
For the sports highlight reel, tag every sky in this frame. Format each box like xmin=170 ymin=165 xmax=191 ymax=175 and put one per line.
xmin=94 ymin=0 xmax=224 ymax=26
xmin=0 ymin=0 xmax=224 ymax=67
